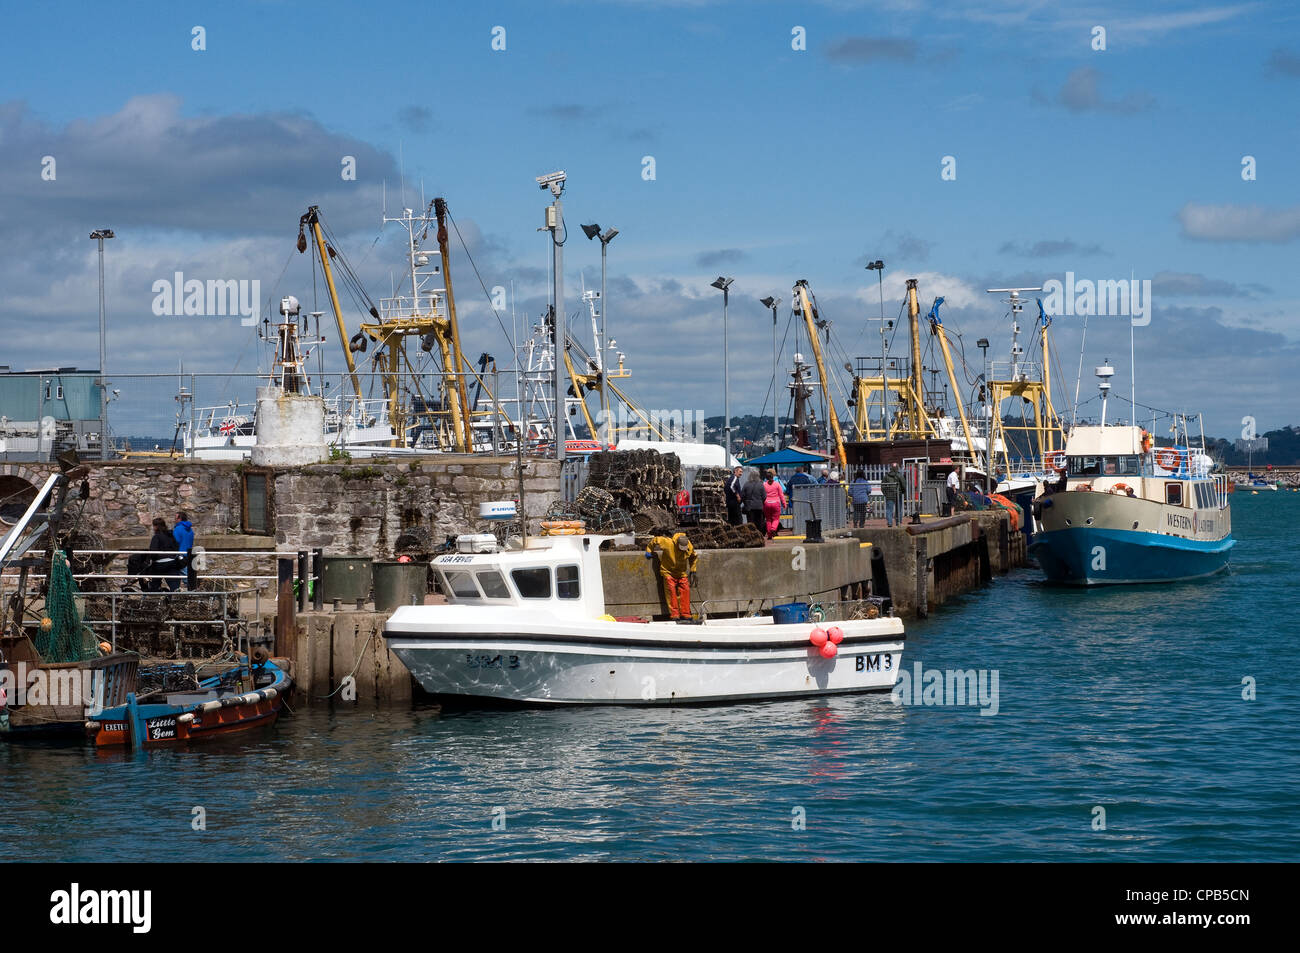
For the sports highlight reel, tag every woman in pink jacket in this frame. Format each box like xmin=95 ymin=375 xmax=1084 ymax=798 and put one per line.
xmin=762 ymin=470 xmax=787 ymax=539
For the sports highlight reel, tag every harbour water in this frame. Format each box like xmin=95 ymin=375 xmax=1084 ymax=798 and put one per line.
xmin=3 ymin=494 xmax=1295 ymax=862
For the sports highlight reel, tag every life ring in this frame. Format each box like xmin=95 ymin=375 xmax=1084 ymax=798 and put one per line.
xmin=1108 ymin=482 xmax=1131 ymax=495
xmin=1044 ymin=451 xmax=1067 ymax=472
xmin=1154 ymin=449 xmax=1181 ymax=470
xmin=1140 ymin=429 xmax=1152 ymax=453
xmin=1076 ymin=483 xmax=1092 ymax=492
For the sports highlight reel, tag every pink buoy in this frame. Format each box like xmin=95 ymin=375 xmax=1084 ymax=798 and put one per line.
xmin=819 ymin=641 xmax=838 ymax=658
xmin=826 ymin=626 xmax=844 ymax=644
xmin=809 ymin=627 xmax=828 ymax=646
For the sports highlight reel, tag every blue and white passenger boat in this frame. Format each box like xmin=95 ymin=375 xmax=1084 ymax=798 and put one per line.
xmin=1029 ymin=366 xmax=1234 ymax=586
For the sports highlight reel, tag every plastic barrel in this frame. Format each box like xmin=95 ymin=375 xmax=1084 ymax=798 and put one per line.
xmin=771 ymin=602 xmax=810 ymax=625
xmin=373 ymin=561 xmax=427 ymax=611
xmin=320 ymin=556 xmax=373 ymax=606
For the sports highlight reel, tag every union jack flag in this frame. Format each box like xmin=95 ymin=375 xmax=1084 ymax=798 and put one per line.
xmin=219 ymin=418 xmax=238 ymax=435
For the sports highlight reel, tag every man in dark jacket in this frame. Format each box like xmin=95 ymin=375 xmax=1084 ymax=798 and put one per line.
xmin=740 ymin=469 xmax=766 ymax=532
xmin=880 ymin=463 xmax=906 ymax=527
xmin=173 ymin=510 xmax=196 ymax=589
xmin=725 ymin=466 xmax=744 ymax=525
xmin=788 ymin=465 xmax=814 ymax=488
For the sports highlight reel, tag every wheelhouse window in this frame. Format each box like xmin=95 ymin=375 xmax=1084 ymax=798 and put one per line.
xmin=443 ymin=571 xmax=481 ymax=599
xmin=556 ymin=565 xmax=580 ymax=600
xmin=1165 ymin=483 xmax=1183 ymax=506
xmin=1071 ymin=456 xmax=1139 ymax=477
xmin=511 ymin=567 xmax=552 ymax=599
xmin=476 ymin=570 xmax=511 ymax=599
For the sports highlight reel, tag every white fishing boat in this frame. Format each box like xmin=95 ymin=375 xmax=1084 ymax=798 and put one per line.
xmin=385 ymin=532 xmax=905 ymax=705
xmin=1028 ymin=364 xmax=1234 ymax=585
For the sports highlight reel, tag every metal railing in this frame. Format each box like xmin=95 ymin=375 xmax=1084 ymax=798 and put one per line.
xmin=1 ymin=548 xmax=293 ymax=650
xmin=696 ymin=594 xmax=891 ymax=621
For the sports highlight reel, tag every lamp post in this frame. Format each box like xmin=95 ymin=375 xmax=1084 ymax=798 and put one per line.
xmin=866 ymin=260 xmax=887 ymax=439
xmin=536 ymin=171 xmax=566 ymax=461
xmin=977 ymin=337 xmax=991 ymax=494
xmin=711 ymin=276 xmax=734 ymax=461
xmin=582 ymin=223 xmax=619 ymax=444
xmin=89 ymin=228 xmax=115 ymax=459
xmin=760 ymin=295 xmax=781 ymax=452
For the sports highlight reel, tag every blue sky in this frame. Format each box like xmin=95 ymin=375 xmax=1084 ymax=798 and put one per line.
xmin=2 ymin=0 xmax=1297 ymax=440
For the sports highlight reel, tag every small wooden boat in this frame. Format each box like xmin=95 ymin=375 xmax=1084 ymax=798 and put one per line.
xmin=1 ymin=637 xmax=138 ymax=740
xmin=86 ymin=656 xmax=291 ymax=748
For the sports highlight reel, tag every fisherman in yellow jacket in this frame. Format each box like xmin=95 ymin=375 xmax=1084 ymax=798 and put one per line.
xmin=644 ymin=532 xmax=699 ymax=620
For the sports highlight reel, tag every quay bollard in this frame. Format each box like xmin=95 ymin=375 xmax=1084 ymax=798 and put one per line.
xmin=275 ymin=557 xmax=296 ymax=658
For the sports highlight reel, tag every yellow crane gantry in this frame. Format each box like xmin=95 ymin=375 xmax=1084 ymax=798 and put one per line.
xmin=298 ymin=201 xmax=476 ymax=452
xmin=793 ymin=280 xmax=847 ymax=473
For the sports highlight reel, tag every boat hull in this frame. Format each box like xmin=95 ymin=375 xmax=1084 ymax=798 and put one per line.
xmin=1 ymin=653 xmax=139 ymax=740
xmin=387 ymin=620 xmax=905 ymax=705
xmin=87 ymin=660 xmax=290 ymax=748
xmin=1030 ymin=526 xmax=1233 ymax=585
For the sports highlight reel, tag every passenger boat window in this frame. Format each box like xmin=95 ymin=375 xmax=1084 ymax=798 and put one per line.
xmin=1116 ymin=456 xmax=1139 ymax=475
xmin=511 ymin=567 xmax=552 ymax=599
xmin=1070 ymin=456 xmax=1100 ymax=475
xmin=476 ymin=570 xmax=511 ymax=599
xmin=556 ymin=565 xmax=580 ymax=599
xmin=444 ymin=571 xmax=481 ymax=599
xmin=1165 ymin=483 xmax=1183 ymax=506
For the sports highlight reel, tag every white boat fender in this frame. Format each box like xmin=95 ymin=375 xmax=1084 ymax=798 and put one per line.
xmin=177 ymin=712 xmax=195 ymax=724
xmin=201 ymin=700 xmax=222 ymax=713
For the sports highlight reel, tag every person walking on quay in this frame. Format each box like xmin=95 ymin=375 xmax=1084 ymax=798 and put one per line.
xmin=881 ymin=462 xmax=906 ymax=528
xmin=741 ymin=469 xmax=766 ymax=532
xmin=725 ymin=465 xmax=744 ymax=526
xmin=945 ymin=468 xmax=960 ymax=517
xmin=147 ymin=517 xmax=181 ymax=592
xmin=173 ymin=510 xmax=197 ymax=590
xmin=644 ymin=531 xmax=699 ymax=621
xmin=850 ymin=469 xmax=872 ymax=528
xmin=762 ymin=469 xmax=787 ymax=539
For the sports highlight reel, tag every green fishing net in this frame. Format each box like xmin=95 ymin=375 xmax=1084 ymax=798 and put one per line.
xmin=35 ymin=551 xmax=99 ymax=664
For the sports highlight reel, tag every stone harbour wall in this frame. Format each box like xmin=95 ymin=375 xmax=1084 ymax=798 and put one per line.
xmin=4 ymin=456 xmax=562 ymax=573
xmin=270 ymin=457 xmax=560 ymax=553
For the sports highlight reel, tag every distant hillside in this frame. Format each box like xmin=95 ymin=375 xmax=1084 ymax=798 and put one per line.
xmin=1206 ymin=425 xmax=1300 ymax=466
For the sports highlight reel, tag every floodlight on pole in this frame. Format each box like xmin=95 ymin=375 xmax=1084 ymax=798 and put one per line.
xmin=711 ymin=277 xmax=734 ymax=461
xmin=585 ymin=222 xmax=620 ymax=438
xmin=89 ymin=228 xmax=115 ymax=459
xmin=760 ymin=295 xmax=782 ymax=451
